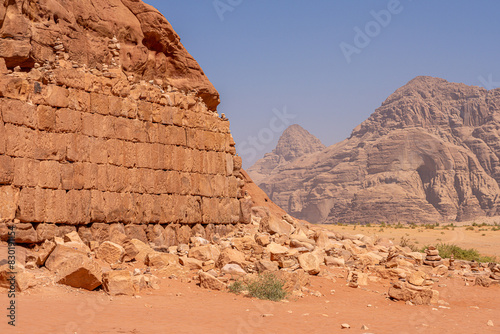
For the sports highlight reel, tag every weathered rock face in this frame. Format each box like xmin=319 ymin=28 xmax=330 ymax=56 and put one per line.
xmin=0 ymin=0 xmax=219 ymax=110
xmin=247 ymin=124 xmax=325 ymax=185
xmin=250 ymin=77 xmax=500 ymax=224
xmin=0 ymin=0 xmax=247 ymax=236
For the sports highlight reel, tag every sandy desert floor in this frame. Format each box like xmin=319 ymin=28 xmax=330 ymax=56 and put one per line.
xmin=1 ymin=266 xmax=499 ymax=334
xmin=322 ymin=224 xmax=500 ymax=259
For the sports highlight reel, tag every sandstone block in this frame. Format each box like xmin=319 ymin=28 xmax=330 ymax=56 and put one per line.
xmin=45 ymin=244 xmax=88 ymax=272
xmin=146 ymin=252 xmax=179 ymax=268
xmin=0 ymin=264 xmax=37 ymax=292
xmin=199 ymin=272 xmax=226 ymax=291
xmin=179 ymin=257 xmax=203 ymax=270
xmin=124 ymin=225 xmax=148 ymax=244
xmin=90 ymin=93 xmax=109 ymax=115
xmin=57 ymin=257 xmax=102 ymax=291
xmin=216 ymin=248 xmax=246 ymax=268
xmin=0 ymin=186 xmax=19 ymax=219
xmin=0 ymin=221 xmax=37 ymax=244
xmin=388 ymin=282 xmax=433 ymax=305
xmin=102 ymin=270 xmax=134 ymax=296
xmin=37 ymin=105 xmax=56 ymax=131
xmin=35 ymin=240 xmax=56 ymax=266
xmin=188 ymin=245 xmax=220 ymax=262
xmin=96 ymin=241 xmax=125 ymax=264
xmin=56 ymin=108 xmax=81 ymax=132
xmin=260 ymin=216 xmax=293 ymax=236
xmin=255 ymin=260 xmax=279 ymax=273
xmin=38 ymin=160 xmax=61 ymax=189
xmin=408 ymin=271 xmax=427 ymax=286
xmin=2 ymin=99 xmax=36 ymax=128
xmin=298 ymin=253 xmax=321 ymax=275
xmin=36 ymin=223 xmax=59 ymax=241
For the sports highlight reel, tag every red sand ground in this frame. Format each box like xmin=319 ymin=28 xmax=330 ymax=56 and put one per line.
xmin=1 ymin=268 xmax=499 ymax=334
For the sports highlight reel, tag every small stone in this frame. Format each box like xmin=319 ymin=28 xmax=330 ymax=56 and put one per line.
xmin=361 ymin=325 xmax=369 ymax=330
xmin=487 ymin=320 xmax=494 ymax=327
xmin=262 ymin=314 xmax=274 ymax=317
xmin=341 ymin=323 xmax=350 ymax=329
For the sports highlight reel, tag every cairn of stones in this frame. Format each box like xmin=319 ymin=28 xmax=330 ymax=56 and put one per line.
xmin=448 ymin=254 xmax=455 ymax=270
xmin=423 ymin=246 xmax=443 ymax=267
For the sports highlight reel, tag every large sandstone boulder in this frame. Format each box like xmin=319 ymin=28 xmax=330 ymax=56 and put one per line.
xmin=57 ymin=259 xmax=102 ymax=291
xmin=95 ymin=241 xmax=125 ymax=265
xmin=388 ymin=282 xmax=434 ymax=305
xmin=130 ymin=239 xmax=155 ymax=264
xmin=179 ymin=257 xmax=203 ymax=270
xmin=188 ymin=245 xmax=220 ymax=262
xmin=298 ymin=253 xmax=321 ymax=275
xmin=146 ymin=252 xmax=179 ymax=267
xmin=45 ymin=244 xmax=88 ymax=272
xmin=0 ymin=264 xmax=37 ymax=292
xmin=199 ymin=272 xmax=226 ymax=291
xmin=216 ymin=248 xmax=246 ymax=268
xmin=255 ymin=260 xmax=279 ymax=273
xmin=260 ymin=216 xmax=293 ymax=236
xmin=35 ymin=240 xmax=56 ymax=266
xmin=102 ymin=270 xmax=134 ymax=296
xmin=249 ymin=77 xmax=500 ymax=224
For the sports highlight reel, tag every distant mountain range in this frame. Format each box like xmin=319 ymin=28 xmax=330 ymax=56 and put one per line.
xmin=248 ymin=76 xmax=500 ymax=224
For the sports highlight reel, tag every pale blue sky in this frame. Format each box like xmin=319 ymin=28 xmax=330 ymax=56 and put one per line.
xmin=146 ymin=1 xmax=500 ymax=167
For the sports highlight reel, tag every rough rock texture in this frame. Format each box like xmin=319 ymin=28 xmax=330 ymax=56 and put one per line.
xmin=250 ymin=77 xmax=500 ymax=223
xmin=248 ymin=124 xmax=325 ymax=185
xmin=0 ymin=0 xmax=219 ymax=110
xmin=0 ymin=0 xmax=247 ymax=236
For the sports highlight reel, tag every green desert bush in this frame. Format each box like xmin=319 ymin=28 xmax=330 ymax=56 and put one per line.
xmin=246 ymin=273 xmax=288 ymax=302
xmin=432 ymin=243 xmax=496 ymax=263
xmin=228 ymin=280 xmax=245 ymax=295
xmin=399 ymin=236 xmax=420 ymax=252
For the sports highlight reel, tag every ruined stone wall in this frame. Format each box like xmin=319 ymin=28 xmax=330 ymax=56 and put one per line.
xmin=0 ymin=61 xmax=247 ymax=245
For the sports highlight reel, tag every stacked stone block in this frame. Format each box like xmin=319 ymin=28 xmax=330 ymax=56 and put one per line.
xmin=0 ymin=65 xmax=246 ymax=244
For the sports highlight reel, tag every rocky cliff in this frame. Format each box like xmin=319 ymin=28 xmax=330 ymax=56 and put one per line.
xmin=249 ymin=77 xmax=500 ymax=224
xmin=247 ymin=124 xmax=325 ymax=185
xmin=0 ymin=0 xmax=251 ymax=245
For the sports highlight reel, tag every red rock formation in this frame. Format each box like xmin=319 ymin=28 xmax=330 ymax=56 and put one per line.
xmin=250 ymin=77 xmax=500 ymax=224
xmin=0 ymin=0 xmax=219 ymax=110
xmin=0 ymin=0 xmax=247 ymax=245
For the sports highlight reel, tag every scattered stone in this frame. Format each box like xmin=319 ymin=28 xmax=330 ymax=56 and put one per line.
xmin=487 ymin=320 xmax=494 ymax=327
xmin=147 ymin=252 xmax=179 ymax=268
xmin=95 ymin=241 xmax=125 ymax=264
xmin=57 ymin=258 xmax=102 ymax=291
xmin=179 ymin=257 xmax=203 ymax=270
xmin=199 ymin=272 xmax=226 ymax=291
xmin=102 ymin=271 xmax=134 ymax=296
xmin=298 ymin=253 xmax=321 ymax=275
xmin=255 ymin=260 xmax=279 ymax=273
xmin=221 ymin=263 xmax=246 ymax=276
xmin=341 ymin=323 xmax=350 ymax=329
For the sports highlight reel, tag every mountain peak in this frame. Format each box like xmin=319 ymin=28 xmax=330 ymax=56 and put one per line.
xmin=274 ymin=124 xmax=325 ymax=162
xmin=247 ymin=124 xmax=324 ymax=185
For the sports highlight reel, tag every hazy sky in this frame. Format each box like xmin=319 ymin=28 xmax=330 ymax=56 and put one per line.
xmin=146 ymin=1 xmax=500 ymax=168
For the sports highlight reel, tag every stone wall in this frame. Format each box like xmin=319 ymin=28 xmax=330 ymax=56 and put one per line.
xmin=0 ymin=61 xmax=247 ymax=244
